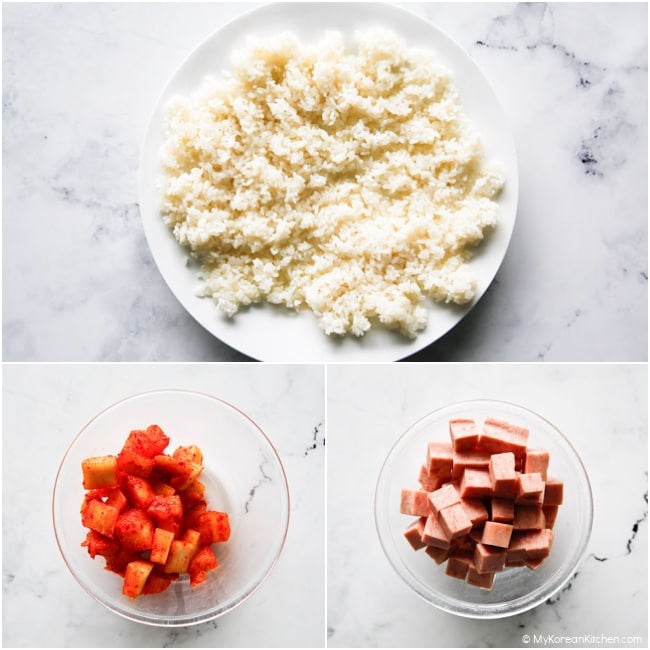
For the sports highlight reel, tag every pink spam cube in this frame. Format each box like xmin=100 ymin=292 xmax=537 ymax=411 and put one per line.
xmin=428 ymin=483 xmax=460 ymax=516
xmin=491 ymin=498 xmax=515 ymax=523
xmin=524 ymin=556 xmax=546 ymax=570
xmin=400 ymin=488 xmax=432 ymax=517
xmin=481 ymin=521 xmax=513 ymax=548
xmin=438 ymin=503 xmax=473 ymax=540
xmin=451 ymin=448 xmax=491 ymax=479
xmin=467 ymin=567 xmax=495 ymax=589
xmin=425 ymin=545 xmax=450 ymax=565
xmin=543 ymin=478 xmax=564 ymax=505
xmin=525 ymin=529 xmax=553 ymax=559
xmin=459 ymin=468 xmax=492 ymax=499
xmin=403 ymin=518 xmax=427 ymax=550
xmin=448 ymin=418 xmax=479 ymax=451
xmin=513 ymin=505 xmax=546 ymax=530
xmin=488 ymin=452 xmax=517 ymax=496
xmin=418 ymin=464 xmax=441 ymax=492
xmin=460 ymin=498 xmax=489 ymax=526
xmin=524 ymin=448 xmax=550 ymax=481
xmin=445 ymin=554 xmax=473 ymax=580
xmin=542 ymin=505 xmax=559 ymax=529
xmin=426 ymin=441 xmax=453 ymax=480
xmin=474 ymin=542 xmax=507 ymax=574
xmin=516 ymin=490 xmax=544 ymax=506
xmin=506 ymin=532 xmax=529 ymax=563
xmin=516 ymin=473 xmax=545 ymax=502
xmin=509 ymin=529 xmax=553 ymax=561
xmin=421 ymin=514 xmax=452 ymax=549
xmin=479 ymin=418 xmax=529 ymax=459
xmin=453 ymin=534 xmax=477 ymax=554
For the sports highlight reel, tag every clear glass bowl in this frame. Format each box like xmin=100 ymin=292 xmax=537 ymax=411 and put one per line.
xmin=375 ymin=399 xmax=593 ymax=618
xmin=52 ymin=389 xmax=290 ymax=626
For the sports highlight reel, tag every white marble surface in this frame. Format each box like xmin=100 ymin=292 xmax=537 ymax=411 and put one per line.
xmin=327 ymin=363 xmax=647 ymax=647
xmin=2 ymin=2 xmax=647 ymax=362
xmin=2 ymin=363 xmax=325 ymax=647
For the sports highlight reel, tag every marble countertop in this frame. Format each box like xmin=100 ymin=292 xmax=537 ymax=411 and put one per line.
xmin=327 ymin=362 xmax=648 ymax=647
xmin=2 ymin=363 xmax=325 ymax=647
xmin=2 ymin=2 xmax=647 ymax=362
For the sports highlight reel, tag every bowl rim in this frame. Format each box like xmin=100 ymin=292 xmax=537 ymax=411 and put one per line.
xmin=52 ymin=388 xmax=291 ymax=627
xmin=374 ymin=397 xmax=594 ymax=619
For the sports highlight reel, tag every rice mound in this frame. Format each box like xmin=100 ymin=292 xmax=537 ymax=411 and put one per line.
xmin=159 ymin=30 xmax=504 ymax=338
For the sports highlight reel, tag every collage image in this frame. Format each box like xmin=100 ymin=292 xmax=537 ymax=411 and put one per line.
xmin=1 ymin=2 xmax=648 ymax=649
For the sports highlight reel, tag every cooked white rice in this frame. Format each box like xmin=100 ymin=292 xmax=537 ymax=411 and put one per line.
xmin=159 ymin=30 xmax=504 ymax=337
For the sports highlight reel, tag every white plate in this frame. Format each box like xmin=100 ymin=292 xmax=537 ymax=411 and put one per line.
xmin=139 ymin=2 xmax=518 ymax=362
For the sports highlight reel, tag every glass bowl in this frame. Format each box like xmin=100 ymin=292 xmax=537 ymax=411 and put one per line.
xmin=52 ymin=389 xmax=290 ymax=626
xmin=375 ymin=399 xmax=593 ymax=618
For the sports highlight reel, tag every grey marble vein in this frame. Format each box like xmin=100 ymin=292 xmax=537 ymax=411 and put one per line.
xmin=304 ymin=421 xmax=325 ymax=457
xmin=244 ymin=456 xmax=273 ymax=513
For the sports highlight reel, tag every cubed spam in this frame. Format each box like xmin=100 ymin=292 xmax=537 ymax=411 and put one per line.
xmin=400 ymin=415 xmax=564 ymax=591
